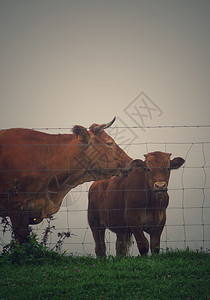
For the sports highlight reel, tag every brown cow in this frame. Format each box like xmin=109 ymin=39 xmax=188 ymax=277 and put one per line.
xmin=88 ymin=151 xmax=185 ymax=257
xmin=0 ymin=117 xmax=133 ymax=244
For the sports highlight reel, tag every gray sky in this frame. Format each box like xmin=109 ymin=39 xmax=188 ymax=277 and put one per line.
xmin=0 ymin=0 xmax=209 ymax=255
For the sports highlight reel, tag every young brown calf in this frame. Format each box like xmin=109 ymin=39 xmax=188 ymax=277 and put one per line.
xmin=88 ymin=151 xmax=185 ymax=257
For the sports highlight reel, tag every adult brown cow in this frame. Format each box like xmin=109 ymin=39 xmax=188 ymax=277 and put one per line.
xmin=88 ymin=151 xmax=185 ymax=257
xmin=0 ymin=117 xmax=133 ymax=244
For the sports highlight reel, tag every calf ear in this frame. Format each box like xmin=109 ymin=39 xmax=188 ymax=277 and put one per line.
xmin=170 ymin=157 xmax=185 ymax=170
xmin=73 ymin=126 xmax=90 ymax=144
xmin=131 ymin=159 xmax=146 ymax=169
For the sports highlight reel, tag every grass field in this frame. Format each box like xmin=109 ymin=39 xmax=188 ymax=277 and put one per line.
xmin=0 ymin=238 xmax=209 ymax=300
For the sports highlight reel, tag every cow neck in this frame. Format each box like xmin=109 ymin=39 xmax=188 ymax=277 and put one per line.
xmin=67 ymin=140 xmax=101 ymax=187
xmin=81 ymin=143 xmax=108 ymax=182
xmin=150 ymin=190 xmax=168 ymax=210
xmin=46 ymin=135 xmax=90 ymax=195
xmin=71 ymin=135 xmax=90 ymax=170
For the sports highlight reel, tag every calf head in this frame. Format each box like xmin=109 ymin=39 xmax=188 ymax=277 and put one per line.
xmin=73 ymin=117 xmax=132 ymax=180
xmin=136 ymin=151 xmax=185 ymax=195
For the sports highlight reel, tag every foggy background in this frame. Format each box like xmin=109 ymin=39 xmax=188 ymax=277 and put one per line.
xmin=0 ymin=0 xmax=209 ymax=255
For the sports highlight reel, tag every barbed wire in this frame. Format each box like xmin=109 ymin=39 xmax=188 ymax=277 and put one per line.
xmin=29 ymin=124 xmax=210 ymax=130
xmin=1 ymin=124 xmax=210 ymax=132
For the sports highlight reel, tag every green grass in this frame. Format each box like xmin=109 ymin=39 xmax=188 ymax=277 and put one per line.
xmin=0 ymin=238 xmax=209 ymax=299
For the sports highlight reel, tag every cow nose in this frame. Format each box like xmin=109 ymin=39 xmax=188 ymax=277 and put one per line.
xmin=154 ymin=182 xmax=168 ymax=192
xmin=119 ymin=168 xmax=131 ymax=178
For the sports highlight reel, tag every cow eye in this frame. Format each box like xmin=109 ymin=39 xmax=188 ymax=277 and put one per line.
xmin=107 ymin=142 xmax=113 ymax=147
xmin=145 ymin=167 xmax=151 ymax=172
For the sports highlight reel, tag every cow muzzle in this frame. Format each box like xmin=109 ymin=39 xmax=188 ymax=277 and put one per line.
xmin=153 ymin=181 xmax=168 ymax=194
xmin=119 ymin=168 xmax=131 ymax=178
xmin=120 ymin=161 xmax=135 ymax=177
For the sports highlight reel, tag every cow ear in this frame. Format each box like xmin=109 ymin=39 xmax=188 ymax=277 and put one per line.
xmin=131 ymin=159 xmax=146 ymax=169
xmin=170 ymin=157 xmax=185 ymax=170
xmin=73 ymin=125 xmax=90 ymax=144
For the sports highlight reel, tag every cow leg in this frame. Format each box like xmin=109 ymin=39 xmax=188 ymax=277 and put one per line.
xmin=116 ymin=232 xmax=131 ymax=256
xmin=131 ymin=227 xmax=149 ymax=256
xmin=91 ymin=227 xmax=106 ymax=258
xmin=150 ymin=224 xmax=165 ymax=254
xmin=10 ymin=212 xmax=30 ymax=244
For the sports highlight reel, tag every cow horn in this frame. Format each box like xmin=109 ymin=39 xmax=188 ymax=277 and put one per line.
xmin=101 ymin=116 xmax=116 ymax=129
xmin=94 ymin=117 xmax=116 ymax=134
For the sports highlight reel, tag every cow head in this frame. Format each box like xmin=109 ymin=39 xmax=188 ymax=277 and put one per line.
xmin=73 ymin=117 xmax=133 ymax=180
xmin=136 ymin=151 xmax=185 ymax=195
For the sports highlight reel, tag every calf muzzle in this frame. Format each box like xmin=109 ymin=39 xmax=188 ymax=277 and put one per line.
xmin=153 ymin=181 xmax=168 ymax=193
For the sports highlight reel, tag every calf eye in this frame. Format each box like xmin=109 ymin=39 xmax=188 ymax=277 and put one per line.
xmin=107 ymin=142 xmax=113 ymax=147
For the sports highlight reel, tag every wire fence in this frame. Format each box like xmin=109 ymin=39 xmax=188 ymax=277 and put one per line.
xmin=0 ymin=124 xmax=210 ymax=255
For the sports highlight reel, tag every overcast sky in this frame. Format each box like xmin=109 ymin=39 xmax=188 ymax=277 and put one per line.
xmin=0 ymin=0 xmax=209 ymax=129
xmin=0 ymin=0 xmax=209 ymax=255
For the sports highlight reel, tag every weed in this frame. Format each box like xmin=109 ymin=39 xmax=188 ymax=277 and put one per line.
xmin=0 ymin=234 xmax=63 ymax=265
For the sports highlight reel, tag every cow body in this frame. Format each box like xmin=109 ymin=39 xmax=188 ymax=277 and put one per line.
xmin=88 ymin=151 xmax=185 ymax=257
xmin=0 ymin=118 xmax=133 ymax=243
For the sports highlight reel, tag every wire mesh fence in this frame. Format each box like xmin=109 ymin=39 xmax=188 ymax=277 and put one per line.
xmin=0 ymin=124 xmax=210 ymax=256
